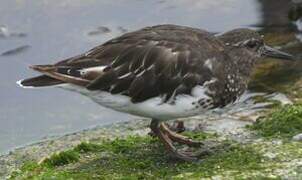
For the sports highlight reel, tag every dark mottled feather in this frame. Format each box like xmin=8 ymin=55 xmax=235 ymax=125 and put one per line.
xmin=24 ymin=24 xmax=237 ymax=104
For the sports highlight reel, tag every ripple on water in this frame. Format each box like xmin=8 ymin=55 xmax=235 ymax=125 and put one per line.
xmin=0 ymin=25 xmax=26 ymax=38
xmin=1 ymin=45 xmax=31 ymax=56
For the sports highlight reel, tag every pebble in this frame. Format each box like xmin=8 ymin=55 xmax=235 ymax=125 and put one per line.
xmin=292 ymin=133 xmax=302 ymax=141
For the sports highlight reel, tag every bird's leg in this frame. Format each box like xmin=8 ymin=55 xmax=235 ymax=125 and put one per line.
xmin=166 ymin=120 xmax=186 ymax=133
xmin=150 ymin=119 xmax=198 ymax=161
xmin=160 ymin=123 xmax=203 ymax=147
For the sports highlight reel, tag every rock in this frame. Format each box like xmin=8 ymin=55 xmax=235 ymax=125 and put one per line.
xmin=292 ymin=133 xmax=302 ymax=141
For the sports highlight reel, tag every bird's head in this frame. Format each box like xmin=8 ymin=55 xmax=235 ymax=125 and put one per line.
xmin=218 ymin=28 xmax=294 ymax=61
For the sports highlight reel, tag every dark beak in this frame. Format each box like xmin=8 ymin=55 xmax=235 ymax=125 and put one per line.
xmin=262 ymin=45 xmax=294 ymax=60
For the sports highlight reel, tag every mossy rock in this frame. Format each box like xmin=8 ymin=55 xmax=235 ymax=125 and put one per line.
xmin=9 ymin=135 xmax=267 ymax=179
xmin=8 ymin=127 xmax=302 ymax=179
xmin=249 ymin=104 xmax=302 ymax=138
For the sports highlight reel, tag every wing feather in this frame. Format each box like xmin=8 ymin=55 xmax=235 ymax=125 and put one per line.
xmin=29 ymin=24 xmax=226 ymax=103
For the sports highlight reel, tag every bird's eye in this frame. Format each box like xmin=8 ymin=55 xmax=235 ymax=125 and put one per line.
xmin=245 ymin=40 xmax=259 ymax=49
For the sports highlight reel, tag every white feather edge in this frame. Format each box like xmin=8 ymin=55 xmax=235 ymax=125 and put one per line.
xmin=16 ymin=66 xmax=106 ymax=89
xmin=16 ymin=79 xmax=67 ymax=89
xmin=16 ymin=79 xmax=34 ymax=89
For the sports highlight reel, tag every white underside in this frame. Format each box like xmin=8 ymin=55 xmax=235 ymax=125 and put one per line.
xmin=17 ymin=66 xmax=214 ymax=121
xmin=57 ymin=83 xmax=212 ymax=121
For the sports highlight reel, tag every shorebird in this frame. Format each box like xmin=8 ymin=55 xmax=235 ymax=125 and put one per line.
xmin=18 ymin=24 xmax=294 ymax=161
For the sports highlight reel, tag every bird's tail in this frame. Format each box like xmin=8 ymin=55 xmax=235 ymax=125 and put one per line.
xmin=17 ymin=65 xmax=95 ymax=88
xmin=17 ymin=75 xmax=63 ymax=88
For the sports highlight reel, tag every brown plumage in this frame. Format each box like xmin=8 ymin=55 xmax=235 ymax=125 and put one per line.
xmin=22 ymin=25 xmax=229 ymax=104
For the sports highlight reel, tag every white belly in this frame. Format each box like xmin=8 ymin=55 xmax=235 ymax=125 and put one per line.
xmin=58 ymin=84 xmax=213 ymax=121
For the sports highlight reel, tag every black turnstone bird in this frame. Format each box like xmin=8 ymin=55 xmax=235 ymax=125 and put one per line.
xmin=18 ymin=24 xmax=294 ymax=161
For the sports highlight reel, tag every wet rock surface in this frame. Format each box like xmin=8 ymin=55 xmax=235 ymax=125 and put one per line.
xmin=2 ymin=104 xmax=302 ymax=179
xmin=2 ymin=96 xmax=302 ymax=179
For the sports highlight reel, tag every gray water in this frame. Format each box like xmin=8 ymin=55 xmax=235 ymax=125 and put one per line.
xmin=0 ymin=0 xmax=279 ymax=154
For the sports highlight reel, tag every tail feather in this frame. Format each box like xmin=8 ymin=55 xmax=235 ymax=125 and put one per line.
xmin=18 ymin=64 xmax=91 ymax=88
xmin=18 ymin=64 xmax=105 ymax=88
xmin=30 ymin=65 xmax=90 ymax=86
xmin=17 ymin=75 xmax=63 ymax=88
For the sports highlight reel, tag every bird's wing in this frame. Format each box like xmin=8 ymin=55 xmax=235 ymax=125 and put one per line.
xmin=30 ymin=25 xmax=227 ymax=103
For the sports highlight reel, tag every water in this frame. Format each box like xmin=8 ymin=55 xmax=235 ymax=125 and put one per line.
xmin=0 ymin=0 xmax=298 ymax=154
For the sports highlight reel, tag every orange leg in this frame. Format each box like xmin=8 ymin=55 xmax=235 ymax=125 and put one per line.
xmin=150 ymin=119 xmax=202 ymax=161
xmin=160 ymin=123 xmax=203 ymax=147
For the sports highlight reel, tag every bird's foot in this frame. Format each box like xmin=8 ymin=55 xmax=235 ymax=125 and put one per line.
xmin=166 ymin=120 xmax=186 ymax=133
xmin=150 ymin=119 xmax=206 ymax=162
xmin=148 ymin=121 xmax=185 ymax=137
xmin=157 ymin=128 xmax=200 ymax=161
xmin=160 ymin=123 xmax=203 ymax=147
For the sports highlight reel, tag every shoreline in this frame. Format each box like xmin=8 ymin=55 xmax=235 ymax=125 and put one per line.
xmin=3 ymin=104 xmax=302 ymax=179
xmin=0 ymin=118 xmax=150 ymax=178
xmin=0 ymin=113 xmax=252 ymax=179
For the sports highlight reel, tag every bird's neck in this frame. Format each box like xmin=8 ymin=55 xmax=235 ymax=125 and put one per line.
xmin=226 ymin=48 xmax=257 ymax=78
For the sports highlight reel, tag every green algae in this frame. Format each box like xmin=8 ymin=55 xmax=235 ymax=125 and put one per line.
xmin=43 ymin=150 xmax=80 ymax=167
xmin=8 ymin=127 xmax=302 ymax=179
xmin=9 ymin=134 xmax=266 ymax=179
xmin=74 ymin=142 xmax=103 ymax=153
xmin=249 ymin=104 xmax=302 ymax=138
